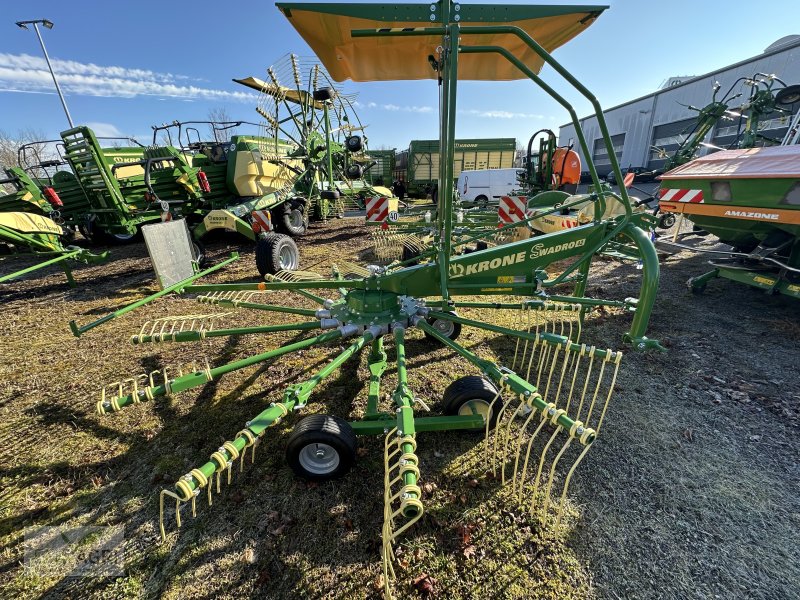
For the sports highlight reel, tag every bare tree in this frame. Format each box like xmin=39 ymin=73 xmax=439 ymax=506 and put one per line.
xmin=207 ymin=107 xmax=236 ymax=142
xmin=0 ymin=128 xmax=54 ymax=192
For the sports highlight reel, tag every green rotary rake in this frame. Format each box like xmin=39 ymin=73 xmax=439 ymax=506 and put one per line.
xmin=0 ymin=211 xmax=108 ymax=286
xmin=86 ymin=2 xmax=662 ymax=596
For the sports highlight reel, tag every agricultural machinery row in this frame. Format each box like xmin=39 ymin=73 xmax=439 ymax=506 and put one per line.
xmin=0 ymin=54 xmax=395 ymax=283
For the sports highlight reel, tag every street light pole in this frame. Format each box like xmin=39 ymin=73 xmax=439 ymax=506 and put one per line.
xmin=16 ymin=19 xmax=75 ymax=128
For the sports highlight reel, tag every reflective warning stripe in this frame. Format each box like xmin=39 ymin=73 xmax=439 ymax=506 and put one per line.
xmin=251 ymin=210 xmax=272 ymax=232
xmin=366 ymin=196 xmax=389 ymax=222
xmin=498 ymin=195 xmax=528 ymax=224
xmin=659 ymin=188 xmax=704 ymax=203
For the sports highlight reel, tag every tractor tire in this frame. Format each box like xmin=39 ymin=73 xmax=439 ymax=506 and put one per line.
xmin=103 ymin=228 xmax=140 ymax=245
xmin=442 ymin=376 xmax=503 ymax=430
xmin=255 ymin=233 xmax=300 ymax=276
xmin=286 ymin=415 xmax=357 ymax=481
xmin=276 ymin=203 xmax=308 ymax=236
xmin=423 ymin=311 xmax=462 ymax=343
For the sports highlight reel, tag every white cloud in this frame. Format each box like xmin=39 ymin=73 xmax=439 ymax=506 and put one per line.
xmin=0 ymin=53 xmax=257 ymax=103
xmin=459 ymin=109 xmax=545 ymax=119
xmin=353 ymin=99 xmax=432 ymax=113
xmin=84 ymin=122 xmax=123 ymax=138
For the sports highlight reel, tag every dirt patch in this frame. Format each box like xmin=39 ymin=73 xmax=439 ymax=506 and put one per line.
xmin=0 ymin=220 xmax=797 ymax=599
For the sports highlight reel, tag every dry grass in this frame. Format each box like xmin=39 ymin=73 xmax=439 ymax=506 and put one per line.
xmin=0 ymin=220 xmax=798 ymax=600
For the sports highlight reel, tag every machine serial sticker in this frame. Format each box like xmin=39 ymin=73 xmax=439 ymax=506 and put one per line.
xmin=497 ymin=275 xmax=526 ymax=283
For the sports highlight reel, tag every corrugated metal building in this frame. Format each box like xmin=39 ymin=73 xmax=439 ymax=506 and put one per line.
xmin=558 ymin=35 xmax=800 ymax=176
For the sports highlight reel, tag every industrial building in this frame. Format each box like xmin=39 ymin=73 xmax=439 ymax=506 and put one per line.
xmin=558 ymin=35 xmax=800 ymax=176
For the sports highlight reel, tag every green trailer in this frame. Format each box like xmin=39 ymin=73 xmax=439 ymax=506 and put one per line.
xmin=362 ymin=148 xmax=395 ymax=187
xmin=402 ymin=137 xmax=517 ymax=198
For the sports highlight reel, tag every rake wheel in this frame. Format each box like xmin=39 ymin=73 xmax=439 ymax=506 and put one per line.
xmin=286 ymin=414 xmax=357 ymax=481
xmin=443 ymin=376 xmax=503 ymax=430
xmin=424 ymin=312 xmax=462 ymax=342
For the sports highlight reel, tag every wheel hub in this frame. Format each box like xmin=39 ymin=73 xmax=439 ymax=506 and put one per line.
xmin=299 ymin=443 xmax=340 ymax=475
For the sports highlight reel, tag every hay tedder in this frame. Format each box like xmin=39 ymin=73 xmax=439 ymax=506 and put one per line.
xmin=82 ymin=1 xmax=662 ymax=595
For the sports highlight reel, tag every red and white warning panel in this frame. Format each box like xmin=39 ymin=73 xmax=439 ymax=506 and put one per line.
xmin=659 ymin=188 xmax=704 ymax=204
xmin=251 ymin=210 xmax=273 ymax=233
xmin=365 ymin=196 xmax=400 ymax=224
xmin=498 ymin=195 xmax=528 ymax=225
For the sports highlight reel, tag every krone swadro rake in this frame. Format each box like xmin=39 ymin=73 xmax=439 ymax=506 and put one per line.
xmin=81 ymin=2 xmax=662 ymax=596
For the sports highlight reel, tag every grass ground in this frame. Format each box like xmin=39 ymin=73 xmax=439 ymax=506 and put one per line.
xmin=0 ymin=218 xmax=798 ymax=599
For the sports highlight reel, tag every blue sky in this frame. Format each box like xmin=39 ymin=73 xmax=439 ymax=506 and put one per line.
xmin=1 ymin=0 xmax=798 ymax=150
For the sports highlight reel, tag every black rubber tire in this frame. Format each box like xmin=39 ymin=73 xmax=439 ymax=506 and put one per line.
xmin=658 ymin=213 xmax=676 ymax=229
xmin=103 ymin=228 xmax=140 ymax=245
xmin=192 ymin=240 xmax=206 ymax=268
xmin=286 ymin=415 xmax=357 ymax=481
xmin=320 ymin=189 xmax=340 ymax=200
xmin=313 ymin=87 xmax=334 ymax=102
xmin=475 ymin=194 xmax=489 ymax=206
xmin=345 ymin=135 xmax=363 ymax=153
xmin=346 ymin=164 xmax=364 ymax=179
xmin=775 ymin=84 xmax=800 ymax=105
xmin=255 ymin=233 xmax=300 ymax=276
xmin=423 ymin=311 xmax=462 ymax=343
xmin=443 ymin=376 xmax=503 ymax=430
xmin=275 ymin=203 xmax=308 ymax=236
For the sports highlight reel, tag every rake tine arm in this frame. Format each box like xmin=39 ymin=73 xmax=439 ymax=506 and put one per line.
xmin=263 ymin=273 xmax=329 ymax=305
xmin=425 ymin=310 xmax=617 ymax=362
xmin=131 ymin=321 xmax=322 ymax=344
xmin=184 ymin=277 xmax=363 ymax=293
xmin=69 ymin=253 xmax=240 ymax=337
xmin=197 ymin=294 xmax=320 ymax=316
xmin=98 ymin=329 xmax=344 ymax=414
xmin=285 ymin=325 xmax=380 ymax=407
xmin=415 ymin=317 xmax=588 ymax=439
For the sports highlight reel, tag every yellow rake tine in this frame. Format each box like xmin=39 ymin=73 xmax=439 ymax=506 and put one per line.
xmin=530 ymin=425 xmax=563 ymax=514
xmin=510 ymin=399 xmax=541 ymax=495
xmin=515 ymin=409 xmax=550 ymax=504
xmin=540 ymin=435 xmax=573 ymax=520
xmin=554 ymin=442 xmax=593 ymax=530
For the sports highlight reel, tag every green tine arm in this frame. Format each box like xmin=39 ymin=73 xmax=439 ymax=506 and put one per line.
xmin=69 ymin=253 xmax=240 ymax=337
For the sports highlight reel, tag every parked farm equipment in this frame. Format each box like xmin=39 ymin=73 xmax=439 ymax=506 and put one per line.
xmin=0 ymin=211 xmax=107 ymax=286
xmin=81 ymin=2 xmax=662 ymax=597
xmin=657 ymin=76 xmax=800 ymax=298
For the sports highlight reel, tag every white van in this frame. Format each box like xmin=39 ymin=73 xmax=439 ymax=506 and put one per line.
xmin=457 ymin=168 xmax=524 ymax=204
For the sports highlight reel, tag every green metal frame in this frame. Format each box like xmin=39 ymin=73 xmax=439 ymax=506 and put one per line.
xmin=83 ymin=2 xmax=663 ymax=552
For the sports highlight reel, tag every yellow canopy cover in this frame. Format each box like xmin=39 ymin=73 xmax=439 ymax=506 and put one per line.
xmin=277 ymin=2 xmax=605 ymax=82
